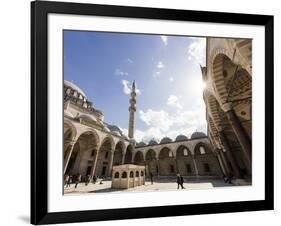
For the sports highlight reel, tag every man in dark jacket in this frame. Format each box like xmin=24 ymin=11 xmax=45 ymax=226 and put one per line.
xmin=177 ymin=174 xmax=185 ymax=189
xmin=150 ymin=172 xmax=153 ymax=185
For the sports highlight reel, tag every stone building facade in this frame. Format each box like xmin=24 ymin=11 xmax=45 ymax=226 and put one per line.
xmin=201 ymin=37 xmax=252 ymax=180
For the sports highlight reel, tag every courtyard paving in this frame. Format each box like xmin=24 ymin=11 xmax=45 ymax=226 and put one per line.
xmin=64 ymin=178 xmax=250 ymax=195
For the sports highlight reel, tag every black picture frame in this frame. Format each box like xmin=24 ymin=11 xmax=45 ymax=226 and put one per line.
xmin=31 ymin=0 xmax=274 ymax=224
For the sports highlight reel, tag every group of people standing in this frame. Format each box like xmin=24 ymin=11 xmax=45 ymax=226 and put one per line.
xmin=64 ymin=174 xmax=102 ymax=189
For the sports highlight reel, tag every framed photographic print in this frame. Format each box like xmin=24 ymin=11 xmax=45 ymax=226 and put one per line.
xmin=31 ymin=0 xmax=274 ymax=224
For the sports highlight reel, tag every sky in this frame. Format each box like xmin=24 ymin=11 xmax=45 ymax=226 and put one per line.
xmin=64 ymin=30 xmax=207 ymax=143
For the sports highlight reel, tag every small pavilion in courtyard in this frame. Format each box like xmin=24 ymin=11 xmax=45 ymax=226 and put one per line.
xmin=111 ymin=164 xmax=145 ymax=189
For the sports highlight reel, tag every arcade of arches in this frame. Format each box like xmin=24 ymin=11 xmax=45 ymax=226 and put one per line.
xmin=202 ymin=37 xmax=252 ymax=181
xmin=64 ymin=122 xmax=223 ymax=179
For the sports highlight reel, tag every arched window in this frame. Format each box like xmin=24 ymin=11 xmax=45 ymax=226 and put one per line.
xmin=168 ymin=150 xmax=173 ymax=157
xmin=121 ymin=172 xmax=127 ymax=178
xmin=130 ymin=171 xmax=134 ymax=178
xmin=66 ymin=88 xmax=71 ymax=94
xmin=114 ymin=172 xmax=120 ymax=178
xmin=200 ymin=146 xmax=206 ymax=154
xmin=183 ymin=148 xmax=188 ymax=156
xmin=136 ymin=171 xmax=139 ymax=177
xmin=141 ymin=171 xmax=144 ymax=176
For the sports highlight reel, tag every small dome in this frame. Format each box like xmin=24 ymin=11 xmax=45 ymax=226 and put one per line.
xmin=78 ymin=114 xmax=97 ymax=122
xmin=175 ymin=135 xmax=188 ymax=142
xmin=136 ymin=142 xmax=147 ymax=147
xmin=107 ymin=125 xmax=123 ymax=137
xmin=148 ymin=139 xmax=158 ymax=145
xmin=191 ymin=132 xmax=206 ymax=139
xmin=112 ymin=131 xmax=122 ymax=136
xmin=160 ymin=137 xmax=172 ymax=144
xmin=64 ymin=80 xmax=87 ymax=98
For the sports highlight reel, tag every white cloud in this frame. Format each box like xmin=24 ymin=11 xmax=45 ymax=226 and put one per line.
xmin=169 ymin=77 xmax=174 ymax=82
xmin=121 ymin=80 xmax=141 ymax=95
xmin=139 ymin=109 xmax=172 ymax=132
xmin=136 ymin=94 xmax=207 ymax=142
xmin=167 ymin=95 xmax=183 ymax=110
xmin=160 ymin=35 xmax=168 ymax=46
xmin=121 ymin=80 xmax=131 ymax=95
xmin=187 ymin=38 xmax=206 ymax=66
xmin=115 ymin=68 xmax=128 ymax=76
xmin=157 ymin=61 xmax=164 ymax=69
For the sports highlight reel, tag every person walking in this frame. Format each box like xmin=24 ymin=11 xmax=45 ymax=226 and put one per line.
xmin=92 ymin=175 xmax=97 ymax=184
xmin=177 ymin=174 xmax=181 ymax=189
xmin=177 ymin=174 xmax=184 ymax=189
xmin=180 ymin=175 xmax=185 ymax=189
xmin=66 ymin=175 xmax=72 ymax=187
xmin=75 ymin=174 xmax=81 ymax=189
xmin=85 ymin=174 xmax=91 ymax=186
xmin=150 ymin=172 xmax=153 ymax=185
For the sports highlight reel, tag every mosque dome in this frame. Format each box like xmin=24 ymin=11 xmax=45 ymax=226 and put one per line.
xmin=148 ymin=139 xmax=158 ymax=145
xmin=64 ymin=80 xmax=87 ymax=99
xmin=175 ymin=135 xmax=188 ymax=142
xmin=160 ymin=137 xmax=173 ymax=144
xmin=136 ymin=142 xmax=147 ymax=147
xmin=107 ymin=125 xmax=123 ymax=137
xmin=191 ymin=132 xmax=207 ymax=139
xmin=78 ymin=114 xmax=97 ymax=122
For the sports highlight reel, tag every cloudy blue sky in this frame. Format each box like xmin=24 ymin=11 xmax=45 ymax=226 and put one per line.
xmin=64 ymin=30 xmax=207 ymax=142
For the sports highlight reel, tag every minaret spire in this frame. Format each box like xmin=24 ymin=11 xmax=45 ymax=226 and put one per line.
xmin=128 ymin=80 xmax=136 ymax=139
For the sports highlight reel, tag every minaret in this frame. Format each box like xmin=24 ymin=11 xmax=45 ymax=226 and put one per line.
xmin=128 ymin=80 xmax=136 ymax=139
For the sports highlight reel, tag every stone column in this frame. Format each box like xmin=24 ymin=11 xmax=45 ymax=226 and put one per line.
xmin=107 ymin=150 xmax=114 ymax=177
xmin=63 ymin=140 xmax=76 ymax=174
xmin=192 ymin=155 xmax=199 ymax=178
xmin=219 ymin=151 xmax=231 ymax=176
xmin=156 ymin=158 xmax=160 ymax=176
xmin=90 ymin=149 xmax=99 ymax=176
xmin=216 ymin=153 xmax=226 ymax=176
xmin=174 ymin=157 xmax=179 ymax=174
xmin=225 ymin=109 xmax=251 ymax=167
xmin=219 ymin=131 xmax=241 ymax=178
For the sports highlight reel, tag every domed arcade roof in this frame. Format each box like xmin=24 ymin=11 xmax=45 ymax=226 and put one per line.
xmin=107 ymin=125 xmax=123 ymax=137
xmin=175 ymin=135 xmax=188 ymax=142
xmin=191 ymin=132 xmax=207 ymax=139
xmin=78 ymin=114 xmax=97 ymax=122
xmin=160 ymin=137 xmax=173 ymax=144
xmin=148 ymin=139 xmax=158 ymax=145
xmin=136 ymin=141 xmax=147 ymax=147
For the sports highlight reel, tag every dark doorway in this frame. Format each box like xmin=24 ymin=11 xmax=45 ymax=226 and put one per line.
xmin=86 ymin=166 xmax=91 ymax=175
xmin=102 ymin=166 xmax=107 ymax=176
